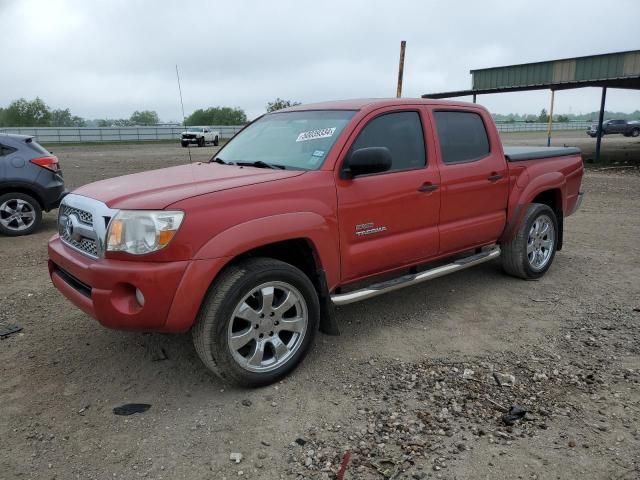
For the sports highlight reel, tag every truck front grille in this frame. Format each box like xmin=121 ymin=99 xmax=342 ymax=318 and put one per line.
xmin=61 ymin=235 xmax=99 ymax=257
xmin=57 ymin=194 xmax=117 ymax=259
xmin=61 ymin=205 xmax=93 ymax=226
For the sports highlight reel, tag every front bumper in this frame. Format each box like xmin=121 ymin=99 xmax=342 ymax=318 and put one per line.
xmin=48 ymin=235 xmax=229 ymax=332
xmin=181 ymin=137 xmax=201 ymax=144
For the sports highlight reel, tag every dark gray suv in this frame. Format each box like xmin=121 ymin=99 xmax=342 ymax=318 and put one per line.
xmin=0 ymin=133 xmax=66 ymax=236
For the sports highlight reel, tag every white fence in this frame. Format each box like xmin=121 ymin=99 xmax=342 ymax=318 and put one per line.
xmin=0 ymin=126 xmax=245 ymax=143
xmin=0 ymin=121 xmax=592 ymax=144
xmin=495 ymin=121 xmax=591 ymax=133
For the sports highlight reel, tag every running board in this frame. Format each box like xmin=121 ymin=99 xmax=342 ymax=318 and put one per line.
xmin=330 ymin=247 xmax=501 ymax=306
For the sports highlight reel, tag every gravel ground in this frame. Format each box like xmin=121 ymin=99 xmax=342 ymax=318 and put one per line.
xmin=0 ymin=134 xmax=639 ymax=480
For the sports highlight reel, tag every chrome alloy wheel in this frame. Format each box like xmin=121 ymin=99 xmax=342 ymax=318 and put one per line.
xmin=527 ymin=214 xmax=555 ymax=271
xmin=227 ymin=281 xmax=308 ymax=373
xmin=0 ymin=198 xmax=36 ymax=232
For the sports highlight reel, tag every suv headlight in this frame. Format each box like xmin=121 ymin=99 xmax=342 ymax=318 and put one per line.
xmin=106 ymin=210 xmax=184 ymax=255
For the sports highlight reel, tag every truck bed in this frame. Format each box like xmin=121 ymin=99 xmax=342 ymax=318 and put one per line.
xmin=503 ymin=146 xmax=581 ymax=162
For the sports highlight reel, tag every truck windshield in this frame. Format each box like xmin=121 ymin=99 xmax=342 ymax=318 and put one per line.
xmin=186 ymin=127 xmax=203 ymax=132
xmin=216 ymin=110 xmax=356 ymax=170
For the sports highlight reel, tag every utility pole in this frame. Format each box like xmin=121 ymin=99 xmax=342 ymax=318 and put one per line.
xmin=396 ymin=41 xmax=406 ymax=98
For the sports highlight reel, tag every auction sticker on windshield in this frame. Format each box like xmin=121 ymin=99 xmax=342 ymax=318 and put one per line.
xmin=296 ymin=128 xmax=336 ymax=142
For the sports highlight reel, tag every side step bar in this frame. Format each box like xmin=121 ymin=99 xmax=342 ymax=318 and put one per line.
xmin=331 ymin=246 xmax=501 ymax=306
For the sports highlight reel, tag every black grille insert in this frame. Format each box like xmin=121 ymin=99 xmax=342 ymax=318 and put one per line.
xmin=53 ymin=265 xmax=92 ymax=298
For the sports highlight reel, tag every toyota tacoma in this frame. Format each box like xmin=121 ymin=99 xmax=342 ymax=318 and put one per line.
xmin=48 ymin=99 xmax=584 ymax=386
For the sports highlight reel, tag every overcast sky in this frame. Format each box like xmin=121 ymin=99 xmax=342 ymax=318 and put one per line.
xmin=1 ymin=0 xmax=639 ymax=121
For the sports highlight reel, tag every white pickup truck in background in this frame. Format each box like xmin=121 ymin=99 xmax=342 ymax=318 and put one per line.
xmin=180 ymin=126 xmax=220 ymax=147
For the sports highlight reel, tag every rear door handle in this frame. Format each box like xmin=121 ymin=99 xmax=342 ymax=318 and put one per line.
xmin=418 ymin=183 xmax=439 ymax=193
xmin=487 ymin=174 xmax=503 ymax=182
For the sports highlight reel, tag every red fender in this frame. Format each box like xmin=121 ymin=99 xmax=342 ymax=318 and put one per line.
xmin=194 ymin=212 xmax=341 ymax=288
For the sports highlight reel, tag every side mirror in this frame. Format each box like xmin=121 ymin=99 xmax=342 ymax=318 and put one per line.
xmin=342 ymin=147 xmax=392 ymax=179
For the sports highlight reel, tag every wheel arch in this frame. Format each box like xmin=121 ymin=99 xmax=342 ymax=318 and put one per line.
xmin=188 ymin=213 xmax=341 ymax=335
xmin=531 ymin=188 xmax=563 ymax=250
xmin=0 ymin=182 xmax=45 ymax=209
xmin=501 ymin=172 xmax=566 ymax=248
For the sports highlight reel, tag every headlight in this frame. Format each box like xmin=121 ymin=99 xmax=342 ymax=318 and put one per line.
xmin=106 ymin=210 xmax=184 ymax=255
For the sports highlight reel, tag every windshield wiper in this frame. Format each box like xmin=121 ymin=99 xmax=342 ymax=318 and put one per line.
xmin=236 ymin=160 xmax=286 ymax=170
xmin=210 ymin=157 xmax=234 ymax=165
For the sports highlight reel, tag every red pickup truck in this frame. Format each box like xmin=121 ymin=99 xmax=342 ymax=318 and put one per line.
xmin=48 ymin=98 xmax=584 ymax=386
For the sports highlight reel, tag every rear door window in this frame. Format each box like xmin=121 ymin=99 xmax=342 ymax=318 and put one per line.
xmin=433 ymin=111 xmax=490 ymax=164
xmin=350 ymin=111 xmax=426 ymax=172
xmin=0 ymin=144 xmax=17 ymax=156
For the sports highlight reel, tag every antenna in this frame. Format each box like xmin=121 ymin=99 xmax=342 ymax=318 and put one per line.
xmin=176 ymin=64 xmax=192 ymax=163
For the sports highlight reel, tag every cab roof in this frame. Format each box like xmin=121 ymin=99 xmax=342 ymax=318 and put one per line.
xmin=278 ymin=97 xmax=484 ymax=114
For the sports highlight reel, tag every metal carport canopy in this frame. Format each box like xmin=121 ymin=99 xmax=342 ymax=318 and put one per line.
xmin=422 ymin=50 xmax=640 ymax=98
xmin=422 ymin=50 xmax=640 ymax=161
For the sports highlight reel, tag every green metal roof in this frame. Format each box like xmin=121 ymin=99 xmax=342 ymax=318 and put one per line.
xmin=423 ymin=50 xmax=640 ymax=99
xmin=472 ymin=50 xmax=639 ymax=90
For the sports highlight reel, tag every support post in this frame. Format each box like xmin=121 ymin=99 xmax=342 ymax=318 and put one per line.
xmin=472 ymin=94 xmax=477 ymax=104
xmin=595 ymin=87 xmax=607 ymax=163
xmin=546 ymin=89 xmax=555 ymax=147
xmin=396 ymin=40 xmax=406 ymax=98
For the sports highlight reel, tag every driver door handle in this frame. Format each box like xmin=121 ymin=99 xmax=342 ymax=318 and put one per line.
xmin=488 ymin=173 xmax=503 ymax=182
xmin=418 ymin=182 xmax=439 ymax=193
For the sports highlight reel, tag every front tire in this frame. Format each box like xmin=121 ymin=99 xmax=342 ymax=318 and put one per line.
xmin=213 ymin=136 xmax=219 ymax=146
xmin=501 ymin=203 xmax=558 ymax=280
xmin=631 ymin=128 xmax=640 ymax=138
xmin=193 ymin=258 xmax=320 ymax=387
xmin=0 ymin=192 xmax=42 ymax=236
xmin=198 ymin=137 xmax=205 ymax=147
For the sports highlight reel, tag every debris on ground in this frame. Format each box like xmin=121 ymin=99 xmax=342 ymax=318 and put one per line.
xmin=229 ymin=452 xmax=243 ymax=463
xmin=501 ymin=405 xmax=528 ymax=426
xmin=0 ymin=322 xmax=22 ymax=339
xmin=112 ymin=403 xmax=151 ymax=416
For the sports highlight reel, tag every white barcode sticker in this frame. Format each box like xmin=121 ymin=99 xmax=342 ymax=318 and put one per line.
xmin=296 ymin=127 xmax=336 ymax=142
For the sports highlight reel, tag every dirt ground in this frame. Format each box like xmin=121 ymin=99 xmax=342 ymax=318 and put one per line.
xmin=1 ymin=134 xmax=639 ymax=480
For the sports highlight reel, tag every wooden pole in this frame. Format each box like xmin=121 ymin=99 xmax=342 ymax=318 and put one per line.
xmin=396 ymin=41 xmax=406 ymax=98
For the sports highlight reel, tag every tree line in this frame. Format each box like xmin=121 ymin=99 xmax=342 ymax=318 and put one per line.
xmin=0 ymin=97 xmax=304 ymax=128
xmin=11 ymin=97 xmax=631 ymax=128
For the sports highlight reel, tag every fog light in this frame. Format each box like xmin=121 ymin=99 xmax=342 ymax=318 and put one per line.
xmin=135 ymin=288 xmax=145 ymax=307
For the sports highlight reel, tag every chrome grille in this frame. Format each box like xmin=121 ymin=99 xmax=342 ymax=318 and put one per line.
xmin=57 ymin=194 xmax=117 ymax=259
xmin=61 ymin=235 xmax=99 ymax=257
xmin=61 ymin=205 xmax=93 ymax=226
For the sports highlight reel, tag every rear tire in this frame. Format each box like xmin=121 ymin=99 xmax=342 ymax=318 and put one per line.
xmin=193 ymin=258 xmax=319 ymax=387
xmin=213 ymin=136 xmax=219 ymax=146
xmin=501 ymin=203 xmax=558 ymax=280
xmin=0 ymin=192 xmax=42 ymax=236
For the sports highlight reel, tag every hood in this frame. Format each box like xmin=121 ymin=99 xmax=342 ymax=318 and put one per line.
xmin=73 ymin=163 xmax=304 ymax=209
